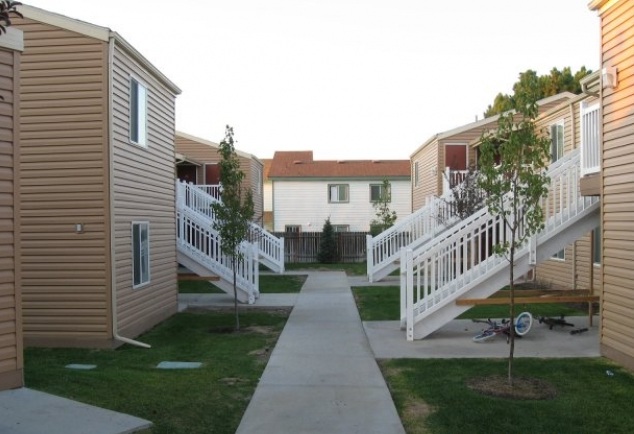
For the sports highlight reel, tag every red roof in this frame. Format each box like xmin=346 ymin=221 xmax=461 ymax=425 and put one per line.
xmin=268 ymin=151 xmax=410 ymax=179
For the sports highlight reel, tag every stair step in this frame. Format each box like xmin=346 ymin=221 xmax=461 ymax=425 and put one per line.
xmin=178 ymin=273 xmax=220 ymax=281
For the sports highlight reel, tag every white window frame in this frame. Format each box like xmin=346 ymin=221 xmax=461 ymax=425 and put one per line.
xmin=332 ymin=224 xmax=349 ymax=232
xmin=552 ymin=249 xmax=565 ymax=261
xmin=580 ymin=101 xmax=601 ymax=176
xmin=328 ymin=184 xmax=349 ymax=203
xmin=132 ymin=221 xmax=150 ymax=288
xmin=550 ymin=121 xmax=564 ymax=163
xmin=593 ymin=225 xmax=601 ymax=266
xmin=130 ymin=76 xmax=148 ymax=147
xmin=414 ymin=161 xmax=420 ymax=187
xmin=370 ymin=183 xmax=391 ymax=203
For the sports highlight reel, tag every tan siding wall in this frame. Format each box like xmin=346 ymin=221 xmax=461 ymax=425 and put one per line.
xmin=599 ymin=0 xmax=634 ymax=369
xmin=411 ymin=140 xmax=439 ymax=210
xmin=15 ymin=19 xmax=112 ymax=346
xmin=0 ymin=37 xmax=22 ymax=390
xmin=111 ymin=42 xmax=177 ymax=338
xmin=175 ymin=134 xmax=264 ymax=222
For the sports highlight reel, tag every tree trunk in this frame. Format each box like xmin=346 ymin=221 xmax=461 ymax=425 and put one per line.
xmin=508 ymin=230 xmax=516 ymax=386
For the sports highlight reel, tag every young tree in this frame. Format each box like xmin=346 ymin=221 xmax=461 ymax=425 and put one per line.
xmin=477 ymin=78 xmax=551 ymax=385
xmin=317 ymin=217 xmax=338 ymax=263
xmin=211 ymin=126 xmax=254 ymax=331
xmin=370 ymin=178 xmax=397 ymax=236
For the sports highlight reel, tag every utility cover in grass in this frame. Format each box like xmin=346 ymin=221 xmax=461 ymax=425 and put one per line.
xmin=157 ymin=361 xmax=202 ymax=369
xmin=65 ymin=364 xmax=97 ymax=370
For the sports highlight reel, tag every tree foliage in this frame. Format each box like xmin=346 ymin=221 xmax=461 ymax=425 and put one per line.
xmin=0 ymin=1 xmax=21 ymax=35
xmin=478 ymin=78 xmax=551 ymax=384
xmin=370 ymin=178 xmax=397 ymax=236
xmin=484 ymin=66 xmax=593 ymax=118
xmin=317 ymin=217 xmax=338 ymax=264
xmin=211 ymin=126 xmax=254 ymax=331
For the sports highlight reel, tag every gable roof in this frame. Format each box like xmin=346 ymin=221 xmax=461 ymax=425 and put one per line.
xmin=175 ymin=131 xmax=262 ymax=163
xmin=17 ymin=5 xmax=181 ymax=95
xmin=268 ymin=151 xmax=410 ymax=179
xmin=410 ymin=91 xmax=577 ymax=157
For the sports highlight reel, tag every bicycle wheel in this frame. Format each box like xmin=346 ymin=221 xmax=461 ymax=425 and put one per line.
xmin=514 ymin=311 xmax=533 ymax=336
xmin=473 ymin=329 xmax=496 ymax=342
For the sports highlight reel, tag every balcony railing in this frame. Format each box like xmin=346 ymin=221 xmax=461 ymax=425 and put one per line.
xmin=581 ymin=101 xmax=600 ymax=176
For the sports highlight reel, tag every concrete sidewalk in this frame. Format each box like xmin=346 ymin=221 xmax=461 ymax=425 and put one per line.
xmin=236 ymin=271 xmax=405 ymax=434
xmin=0 ymin=388 xmax=151 ymax=434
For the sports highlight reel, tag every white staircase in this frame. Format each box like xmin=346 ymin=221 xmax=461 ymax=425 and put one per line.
xmin=366 ymin=193 xmax=459 ymax=282
xmin=175 ymin=180 xmax=285 ymax=304
xmin=401 ymin=149 xmax=599 ymax=340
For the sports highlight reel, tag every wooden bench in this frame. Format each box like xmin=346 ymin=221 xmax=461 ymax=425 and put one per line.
xmin=456 ymin=290 xmax=600 ymax=325
xmin=177 ymin=273 xmax=220 ymax=281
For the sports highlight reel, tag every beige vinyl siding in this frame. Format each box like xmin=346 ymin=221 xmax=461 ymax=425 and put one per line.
xmin=0 ymin=34 xmax=22 ymax=390
xmin=111 ymin=42 xmax=177 ymax=338
xmin=15 ymin=18 xmax=112 ymax=346
xmin=411 ymin=140 xmax=439 ymax=210
xmin=175 ymin=133 xmax=264 ymax=222
xmin=599 ymin=0 xmax=634 ymax=369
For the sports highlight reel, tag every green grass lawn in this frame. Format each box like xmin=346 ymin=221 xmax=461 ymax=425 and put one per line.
xmin=381 ymin=357 xmax=634 ymax=434
xmin=353 ymin=286 xmax=588 ymax=321
xmin=178 ymin=274 xmax=307 ymax=294
xmin=24 ymin=310 xmax=289 ymax=434
xmin=285 ymin=262 xmax=367 ymax=275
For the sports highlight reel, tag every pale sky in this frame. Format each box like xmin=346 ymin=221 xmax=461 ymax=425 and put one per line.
xmin=23 ymin=0 xmax=600 ymax=161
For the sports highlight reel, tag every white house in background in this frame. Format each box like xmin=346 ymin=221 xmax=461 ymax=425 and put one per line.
xmin=268 ymin=151 xmax=411 ymax=232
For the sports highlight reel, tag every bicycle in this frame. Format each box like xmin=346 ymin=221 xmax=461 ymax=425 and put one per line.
xmin=472 ymin=311 xmax=533 ymax=343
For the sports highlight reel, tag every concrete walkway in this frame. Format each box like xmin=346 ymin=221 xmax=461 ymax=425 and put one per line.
xmin=236 ymin=271 xmax=405 ymax=434
xmin=0 ymin=388 xmax=151 ymax=434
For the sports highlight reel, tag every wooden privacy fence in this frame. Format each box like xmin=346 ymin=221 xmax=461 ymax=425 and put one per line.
xmin=273 ymin=232 xmax=368 ymax=263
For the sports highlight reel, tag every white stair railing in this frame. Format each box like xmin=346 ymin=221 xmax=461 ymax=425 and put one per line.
xmin=176 ymin=207 xmax=259 ymax=303
xmin=403 ymin=149 xmax=599 ymax=340
xmin=367 ymin=190 xmax=460 ymax=282
xmin=176 ymin=180 xmax=285 ymax=273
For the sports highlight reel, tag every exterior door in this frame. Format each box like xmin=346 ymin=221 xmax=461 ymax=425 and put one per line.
xmin=445 ymin=144 xmax=467 ymax=170
xmin=177 ymin=164 xmax=198 ymax=184
xmin=205 ymin=163 xmax=221 ymax=185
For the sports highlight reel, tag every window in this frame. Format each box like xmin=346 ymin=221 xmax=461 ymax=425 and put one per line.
xmin=552 ymin=249 xmax=565 ymax=261
xmin=328 ymin=184 xmax=349 ymax=203
xmin=370 ymin=183 xmax=391 ymax=202
xmin=550 ymin=122 xmax=564 ymax=162
xmin=130 ymin=77 xmax=147 ymax=146
xmin=593 ymin=225 xmax=601 ymax=265
xmin=132 ymin=222 xmax=150 ymax=287
xmin=332 ymin=225 xmax=349 ymax=232
xmin=414 ymin=161 xmax=420 ymax=186
xmin=285 ymin=225 xmax=301 ymax=233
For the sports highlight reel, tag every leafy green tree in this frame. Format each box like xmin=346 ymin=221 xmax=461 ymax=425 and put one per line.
xmin=211 ymin=126 xmax=254 ymax=331
xmin=370 ymin=178 xmax=397 ymax=236
xmin=484 ymin=66 xmax=592 ymax=118
xmin=0 ymin=1 xmax=21 ymax=35
xmin=478 ymin=79 xmax=551 ymax=385
xmin=317 ymin=217 xmax=338 ymax=263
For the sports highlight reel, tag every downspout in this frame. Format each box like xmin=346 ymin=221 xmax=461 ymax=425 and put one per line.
xmin=570 ymin=101 xmax=577 ymax=290
xmin=108 ymin=36 xmax=151 ymax=349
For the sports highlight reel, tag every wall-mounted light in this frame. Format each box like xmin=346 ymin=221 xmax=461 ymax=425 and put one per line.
xmin=602 ymin=66 xmax=618 ymax=89
xmin=75 ymin=223 xmax=84 ymax=234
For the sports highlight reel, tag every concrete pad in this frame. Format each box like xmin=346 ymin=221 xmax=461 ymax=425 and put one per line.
xmin=364 ymin=316 xmax=600 ymax=359
xmin=0 ymin=388 xmax=152 ymax=434
xmin=65 ymin=364 xmax=97 ymax=370
xmin=237 ymin=385 xmax=404 ymax=434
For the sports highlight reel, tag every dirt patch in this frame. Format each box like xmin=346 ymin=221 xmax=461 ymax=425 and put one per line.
xmin=466 ymin=375 xmax=557 ymax=400
xmin=248 ymin=346 xmax=272 ymax=363
xmin=401 ymin=398 xmax=435 ymax=434
xmin=218 ymin=377 xmax=251 ymax=386
xmin=244 ymin=325 xmax=274 ymax=334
